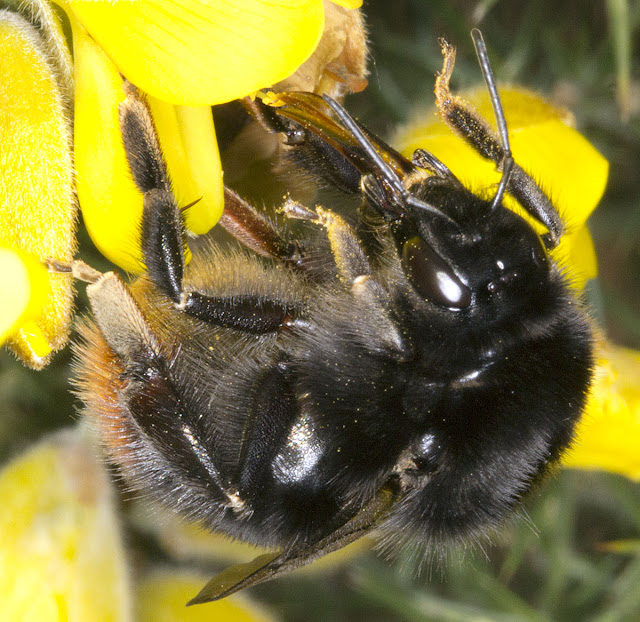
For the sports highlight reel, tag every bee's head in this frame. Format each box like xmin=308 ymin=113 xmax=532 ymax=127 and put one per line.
xmin=312 ymin=95 xmax=557 ymax=318
xmin=389 ymin=179 xmax=552 ymax=319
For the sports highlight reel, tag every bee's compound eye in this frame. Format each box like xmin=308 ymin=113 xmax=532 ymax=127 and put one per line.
xmin=401 ymin=236 xmax=471 ymax=309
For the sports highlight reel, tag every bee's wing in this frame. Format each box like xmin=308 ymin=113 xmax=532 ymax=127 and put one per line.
xmin=187 ymin=486 xmax=396 ymax=605
xmin=269 ymin=91 xmax=417 ymax=180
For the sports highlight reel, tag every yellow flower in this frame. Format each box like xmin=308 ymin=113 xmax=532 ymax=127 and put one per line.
xmin=0 ymin=428 xmax=131 ymax=620
xmin=564 ymin=342 xmax=640 ymax=480
xmin=62 ymin=0 xmax=363 ymax=271
xmin=0 ymin=6 xmax=76 ymax=368
xmin=395 ymin=86 xmax=640 ymax=481
xmin=1 ymin=0 xmax=363 ymax=363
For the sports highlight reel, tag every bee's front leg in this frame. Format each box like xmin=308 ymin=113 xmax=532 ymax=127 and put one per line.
xmin=121 ymin=86 xmax=304 ymax=334
xmin=287 ymin=202 xmax=411 ymax=361
xmin=219 ymin=187 xmax=303 ymax=264
xmin=313 ymin=206 xmax=372 ymax=286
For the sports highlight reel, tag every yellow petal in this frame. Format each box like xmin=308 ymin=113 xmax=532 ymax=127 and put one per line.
xmin=4 ymin=0 xmax=75 ymax=103
xmin=62 ymin=0 xmax=326 ymax=106
xmin=0 ymin=249 xmax=36 ymax=344
xmin=0 ymin=10 xmax=76 ymax=368
xmin=568 ymin=226 xmax=598 ymax=284
xmin=0 ymin=427 xmax=132 ymax=620
xmin=71 ymin=15 xmax=145 ymax=273
xmin=174 ymin=105 xmax=224 ymax=233
xmin=13 ymin=320 xmax=54 ymax=361
xmin=0 ymin=248 xmax=51 ymax=351
xmin=331 ymin=0 xmax=363 ymax=8
xmin=563 ymin=343 xmax=640 ymax=480
xmin=137 ymin=571 xmax=277 ymax=621
xmin=147 ymin=98 xmax=223 ymax=235
xmin=549 ymin=225 xmax=599 ymax=292
xmin=394 ymin=87 xmax=609 ymax=241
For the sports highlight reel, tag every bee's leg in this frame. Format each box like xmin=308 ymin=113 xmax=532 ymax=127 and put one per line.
xmin=301 ymin=205 xmax=410 ymax=360
xmin=70 ymin=265 xmax=250 ymax=516
xmin=123 ymin=352 xmax=250 ymax=517
xmin=314 ymin=206 xmax=372 ymax=285
xmin=219 ymin=188 xmax=302 ymax=263
xmin=180 ymin=292 xmax=303 ymax=334
xmin=122 ymin=87 xmax=301 ymax=281
xmin=435 ymin=37 xmax=563 ymax=247
xmin=119 ymin=84 xmax=186 ymax=303
xmin=245 ymin=97 xmax=364 ymax=195
xmin=45 ymin=258 xmax=103 ymax=284
xmin=120 ymin=87 xmax=302 ymax=334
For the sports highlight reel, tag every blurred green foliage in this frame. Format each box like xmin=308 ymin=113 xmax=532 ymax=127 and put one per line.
xmin=0 ymin=1 xmax=639 ymax=620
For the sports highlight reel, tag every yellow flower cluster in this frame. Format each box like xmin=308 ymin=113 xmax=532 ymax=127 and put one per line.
xmin=0 ymin=0 xmax=362 ymax=366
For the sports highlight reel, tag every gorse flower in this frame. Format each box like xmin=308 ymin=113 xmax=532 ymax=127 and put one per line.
xmin=1 ymin=0 xmax=365 ymax=365
xmin=0 ymin=3 xmax=75 ymax=368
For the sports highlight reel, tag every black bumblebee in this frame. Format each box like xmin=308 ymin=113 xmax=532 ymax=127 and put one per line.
xmin=67 ymin=31 xmax=593 ymax=603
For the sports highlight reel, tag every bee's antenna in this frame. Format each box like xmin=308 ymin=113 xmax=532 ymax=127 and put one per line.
xmin=471 ymin=29 xmax=513 ymax=210
xmin=322 ymin=95 xmax=407 ymax=200
xmin=322 ymin=94 xmax=459 ymax=226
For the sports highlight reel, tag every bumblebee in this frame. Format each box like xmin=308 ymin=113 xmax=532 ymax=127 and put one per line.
xmin=65 ymin=31 xmax=593 ymax=603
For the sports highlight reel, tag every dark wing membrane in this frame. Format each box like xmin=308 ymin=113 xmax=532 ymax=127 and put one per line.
xmin=187 ymin=485 xmax=397 ymax=604
xmin=268 ymin=91 xmax=417 ymax=181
